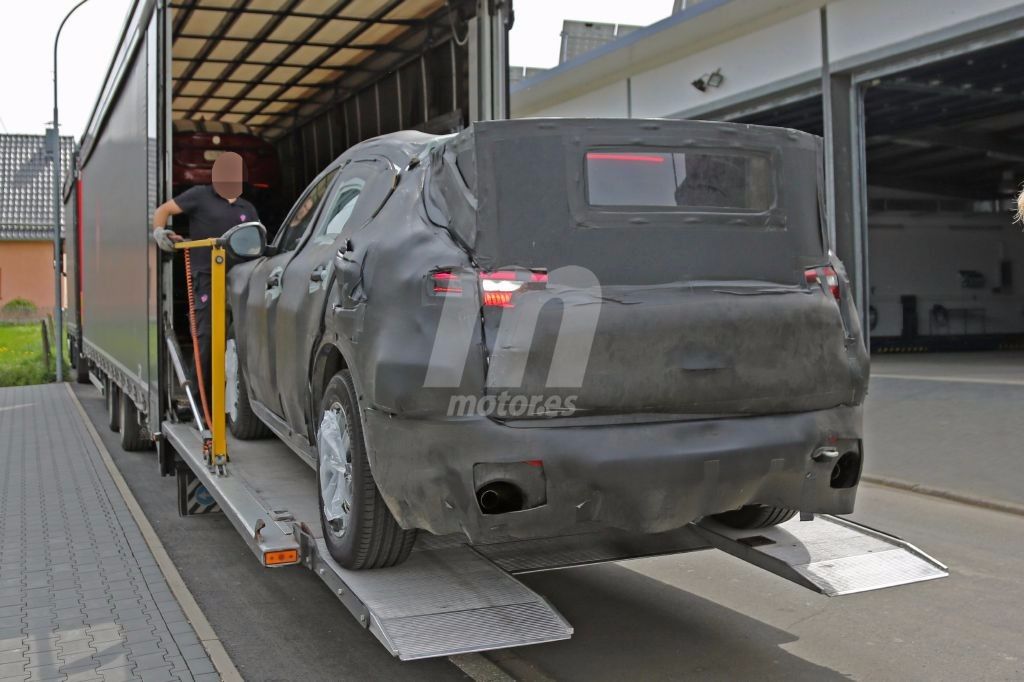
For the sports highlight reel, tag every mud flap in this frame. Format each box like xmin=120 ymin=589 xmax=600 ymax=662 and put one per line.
xmin=176 ymin=464 xmax=221 ymax=516
xmin=696 ymin=514 xmax=947 ymax=596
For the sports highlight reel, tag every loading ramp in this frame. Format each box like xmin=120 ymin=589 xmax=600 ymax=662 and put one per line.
xmin=163 ymin=422 xmax=574 ymax=660
xmin=162 ymin=421 xmax=948 ymax=660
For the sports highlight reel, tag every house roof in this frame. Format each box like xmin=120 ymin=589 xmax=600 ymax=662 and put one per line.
xmin=0 ymin=134 xmax=75 ymax=241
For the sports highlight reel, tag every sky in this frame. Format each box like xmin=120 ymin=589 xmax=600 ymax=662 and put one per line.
xmin=0 ymin=1 xmax=672 ymax=139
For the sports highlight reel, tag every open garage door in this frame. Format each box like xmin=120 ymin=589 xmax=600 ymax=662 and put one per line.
xmin=732 ymin=37 xmax=1024 ymax=353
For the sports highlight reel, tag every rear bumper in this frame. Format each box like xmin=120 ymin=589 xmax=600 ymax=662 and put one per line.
xmin=363 ymin=405 xmax=863 ymax=543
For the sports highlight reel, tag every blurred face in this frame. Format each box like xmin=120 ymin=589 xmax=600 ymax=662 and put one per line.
xmin=212 ymin=152 xmax=245 ymax=201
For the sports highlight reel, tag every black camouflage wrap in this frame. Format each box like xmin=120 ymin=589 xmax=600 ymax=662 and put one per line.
xmin=229 ymin=119 xmax=870 ymax=543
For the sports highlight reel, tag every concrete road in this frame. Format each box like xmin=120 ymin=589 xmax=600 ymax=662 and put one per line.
xmin=511 ymin=485 xmax=1023 ymax=681
xmin=73 ymin=357 xmax=1024 ymax=681
xmin=867 ymin=352 xmax=1024 ymax=507
xmin=871 ymin=351 xmax=1024 ymax=384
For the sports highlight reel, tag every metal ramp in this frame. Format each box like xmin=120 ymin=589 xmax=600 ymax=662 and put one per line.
xmin=696 ymin=514 xmax=949 ymax=596
xmin=305 ymin=539 xmax=571 ymax=659
xmin=162 ymin=422 xmax=572 ymax=660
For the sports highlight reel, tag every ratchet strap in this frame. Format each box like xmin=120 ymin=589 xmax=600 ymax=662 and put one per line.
xmin=184 ymin=248 xmax=213 ymax=429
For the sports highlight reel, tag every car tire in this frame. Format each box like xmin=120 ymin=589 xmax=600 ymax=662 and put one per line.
xmin=118 ymin=394 xmax=151 ymax=452
xmin=106 ymin=380 xmax=120 ymax=433
xmin=316 ymin=370 xmax=416 ymax=570
xmin=225 ymin=324 xmax=271 ymax=440
xmin=712 ymin=505 xmax=797 ymax=530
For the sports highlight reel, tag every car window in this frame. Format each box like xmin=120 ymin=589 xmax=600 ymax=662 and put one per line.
xmin=585 ymin=149 xmax=773 ymax=211
xmin=307 ymin=159 xmax=396 ymax=246
xmin=275 ymin=168 xmax=339 ymax=252
xmin=312 ymin=179 xmax=365 ymax=245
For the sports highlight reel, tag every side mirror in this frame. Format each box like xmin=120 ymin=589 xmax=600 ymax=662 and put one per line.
xmin=221 ymin=221 xmax=267 ymax=259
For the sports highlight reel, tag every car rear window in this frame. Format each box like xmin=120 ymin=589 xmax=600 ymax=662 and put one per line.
xmin=585 ymin=149 xmax=773 ymax=211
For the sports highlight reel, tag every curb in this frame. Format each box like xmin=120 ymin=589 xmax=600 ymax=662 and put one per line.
xmin=67 ymin=384 xmax=244 ymax=682
xmin=871 ymin=373 xmax=1024 ymax=386
xmin=862 ymin=474 xmax=1024 ymax=517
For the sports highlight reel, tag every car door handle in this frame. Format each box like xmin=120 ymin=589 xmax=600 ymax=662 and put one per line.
xmin=310 ymin=266 xmax=328 ymax=283
xmin=266 ymin=274 xmax=281 ymax=289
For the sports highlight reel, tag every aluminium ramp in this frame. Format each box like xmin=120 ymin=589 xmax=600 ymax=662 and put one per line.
xmin=162 ymin=421 xmax=572 ymax=660
xmin=696 ymin=514 xmax=948 ymax=596
xmin=305 ymin=538 xmax=572 ymax=660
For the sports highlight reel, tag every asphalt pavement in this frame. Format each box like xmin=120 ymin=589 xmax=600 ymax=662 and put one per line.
xmin=72 ymin=352 xmax=1024 ymax=681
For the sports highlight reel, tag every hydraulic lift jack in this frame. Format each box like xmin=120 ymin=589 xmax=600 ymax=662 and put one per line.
xmin=175 ymin=237 xmax=228 ymax=476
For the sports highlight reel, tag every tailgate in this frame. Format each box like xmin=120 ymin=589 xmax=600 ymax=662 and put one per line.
xmin=483 ymin=279 xmax=866 ymax=419
xmin=451 ymin=119 xmax=869 ymax=420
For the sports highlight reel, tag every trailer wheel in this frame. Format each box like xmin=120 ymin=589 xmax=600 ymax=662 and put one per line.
xmin=75 ymin=350 xmax=90 ymax=385
xmin=225 ymin=327 xmax=270 ymax=439
xmin=316 ymin=370 xmax=416 ymax=569
xmin=106 ymin=380 xmax=120 ymax=433
xmin=71 ymin=337 xmax=89 ymax=384
xmin=712 ymin=505 xmax=797 ymax=529
xmin=118 ymin=394 xmax=151 ymax=452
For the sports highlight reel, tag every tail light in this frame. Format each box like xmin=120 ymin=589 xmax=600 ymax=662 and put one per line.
xmin=428 ymin=269 xmax=548 ymax=307
xmin=586 ymin=152 xmax=666 ymax=164
xmin=429 ymin=271 xmax=463 ymax=295
xmin=480 ymin=271 xmax=548 ymax=308
xmin=805 ymin=266 xmax=841 ymax=301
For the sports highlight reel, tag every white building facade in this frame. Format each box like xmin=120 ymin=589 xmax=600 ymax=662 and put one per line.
xmin=512 ymin=0 xmax=1024 ymax=350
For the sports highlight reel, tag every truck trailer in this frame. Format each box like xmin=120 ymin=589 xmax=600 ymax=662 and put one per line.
xmin=64 ymin=0 xmax=948 ymax=661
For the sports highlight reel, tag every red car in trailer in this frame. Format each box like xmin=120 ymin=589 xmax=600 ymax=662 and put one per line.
xmin=172 ymin=119 xmax=280 ymax=191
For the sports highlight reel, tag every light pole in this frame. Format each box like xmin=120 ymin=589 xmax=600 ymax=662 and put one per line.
xmin=50 ymin=0 xmax=93 ymax=382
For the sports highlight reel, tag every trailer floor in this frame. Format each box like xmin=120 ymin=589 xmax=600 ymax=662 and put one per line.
xmin=0 ymin=384 xmax=217 ymax=682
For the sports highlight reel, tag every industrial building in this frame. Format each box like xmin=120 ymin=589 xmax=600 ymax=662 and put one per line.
xmin=512 ymin=0 xmax=1024 ymax=351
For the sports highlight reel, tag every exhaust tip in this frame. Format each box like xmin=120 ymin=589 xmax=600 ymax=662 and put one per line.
xmin=477 ymin=481 xmax=525 ymax=515
xmin=479 ymin=488 xmax=501 ymax=511
xmin=830 ymin=451 xmax=861 ymax=489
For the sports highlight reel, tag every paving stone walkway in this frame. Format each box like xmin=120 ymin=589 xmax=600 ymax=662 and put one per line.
xmin=0 ymin=384 xmax=218 ymax=682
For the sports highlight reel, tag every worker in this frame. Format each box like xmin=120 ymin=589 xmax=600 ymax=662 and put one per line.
xmin=152 ymin=152 xmax=259 ymax=411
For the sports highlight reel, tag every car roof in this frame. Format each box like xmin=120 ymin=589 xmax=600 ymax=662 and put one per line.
xmin=333 ymin=129 xmax=441 ymax=168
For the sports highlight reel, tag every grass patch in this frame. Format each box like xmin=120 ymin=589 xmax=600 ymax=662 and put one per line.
xmin=0 ymin=323 xmax=61 ymax=387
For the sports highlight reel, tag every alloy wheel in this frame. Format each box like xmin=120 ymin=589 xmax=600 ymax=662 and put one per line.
xmin=318 ymin=402 xmax=354 ymax=539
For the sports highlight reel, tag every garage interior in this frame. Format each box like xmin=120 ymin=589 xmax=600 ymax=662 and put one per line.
xmin=734 ymin=37 xmax=1024 ymax=352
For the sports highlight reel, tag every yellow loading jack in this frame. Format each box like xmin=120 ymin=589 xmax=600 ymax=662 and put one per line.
xmin=172 ymin=222 xmax=265 ymax=475
xmin=175 ymin=237 xmax=229 ymax=475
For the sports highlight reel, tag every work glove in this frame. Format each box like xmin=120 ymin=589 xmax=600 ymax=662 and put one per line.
xmin=153 ymin=228 xmax=181 ymax=253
